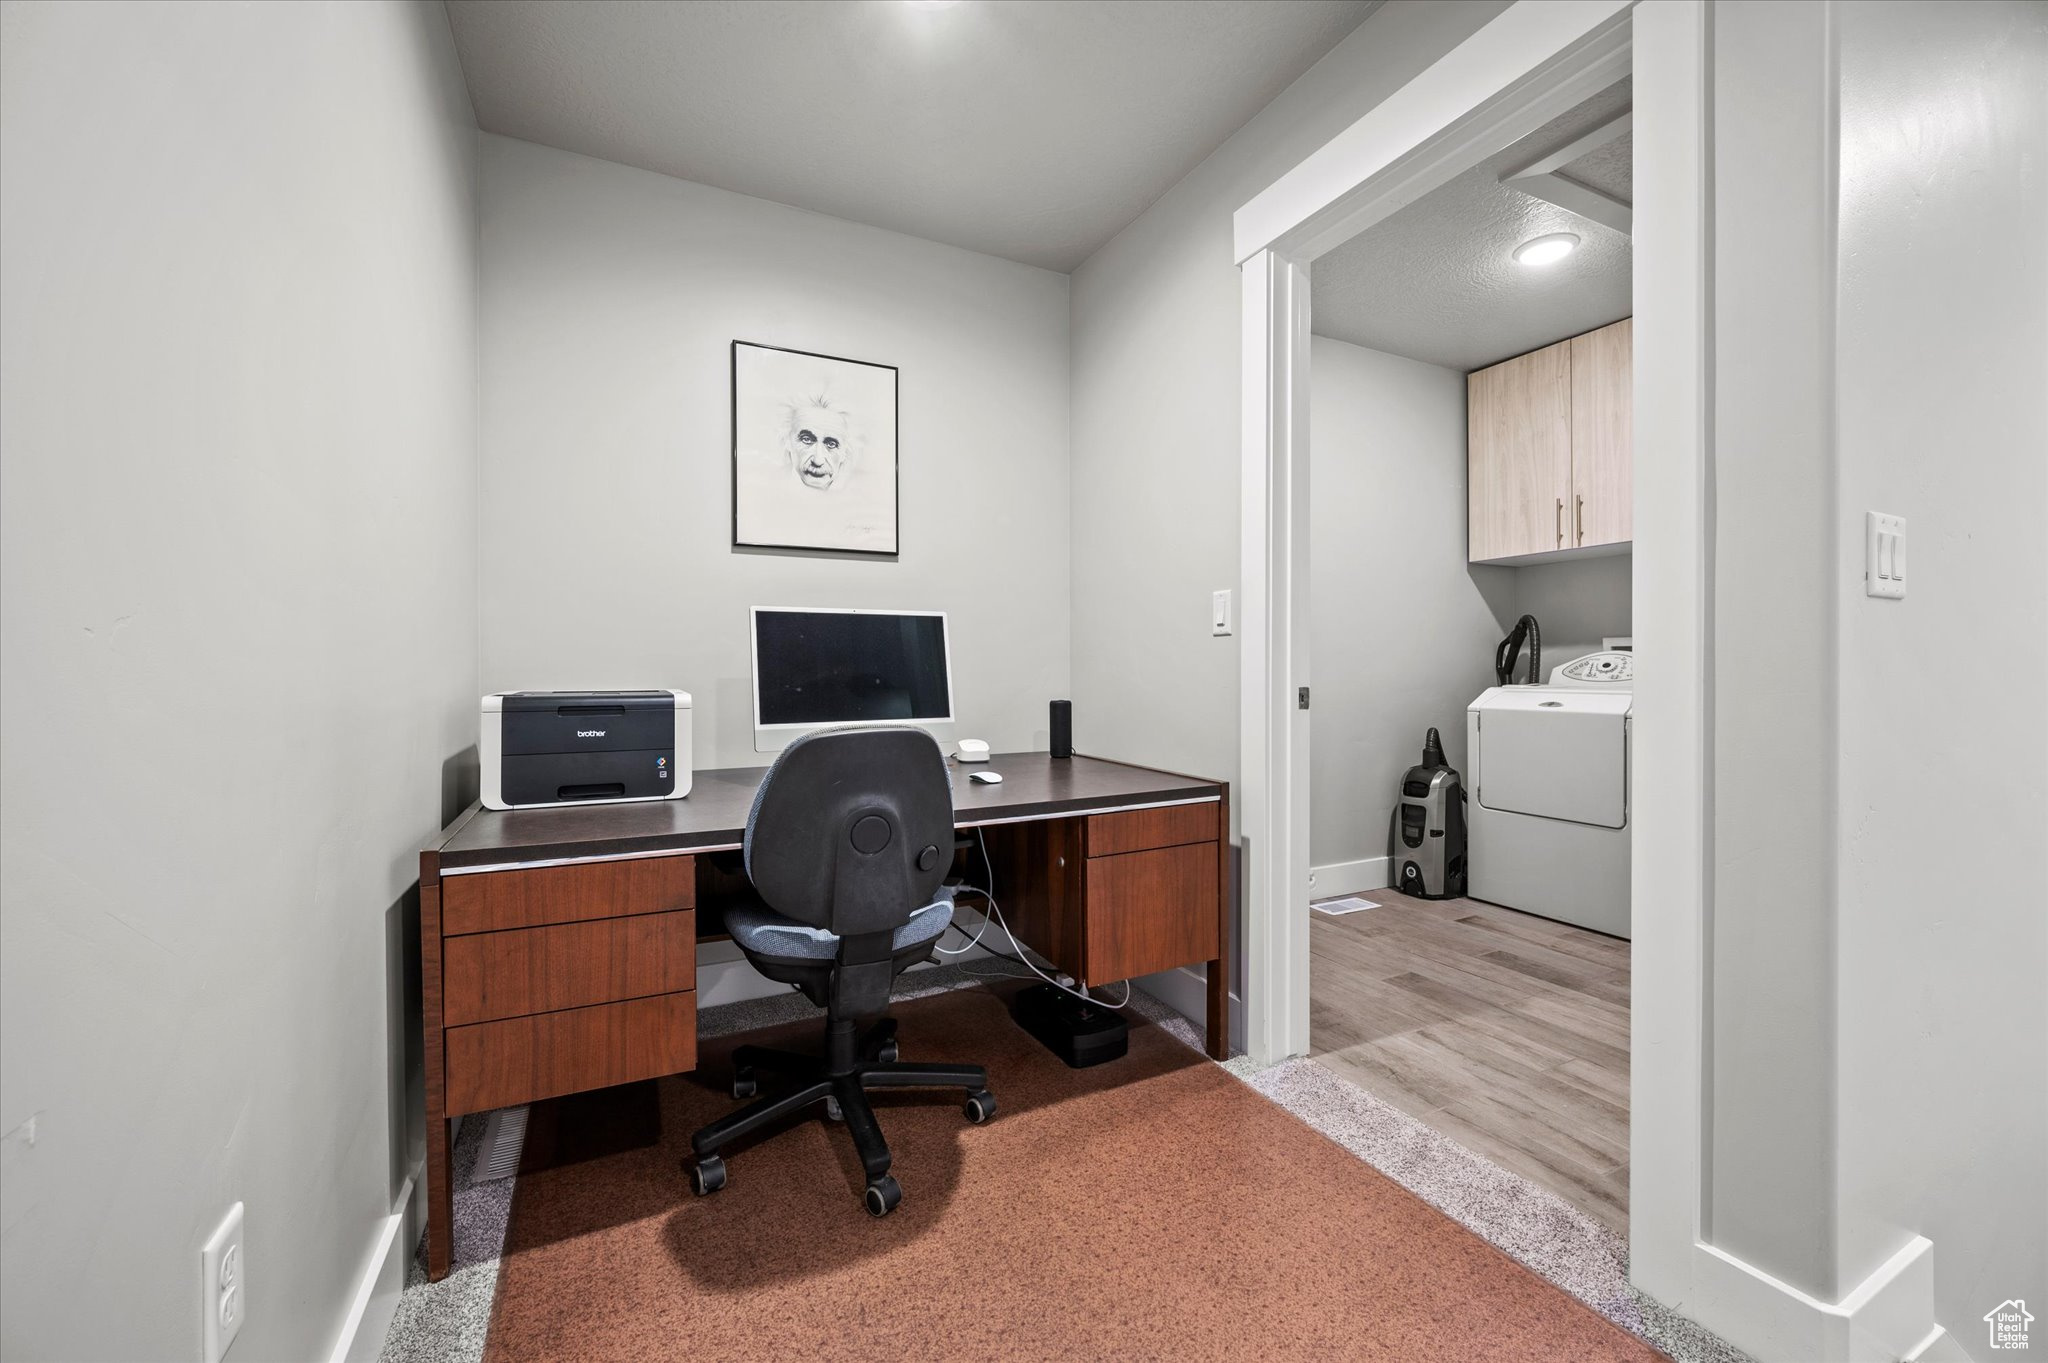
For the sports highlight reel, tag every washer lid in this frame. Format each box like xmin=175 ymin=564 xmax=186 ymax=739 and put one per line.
xmin=1471 ymin=689 xmax=1629 ymax=828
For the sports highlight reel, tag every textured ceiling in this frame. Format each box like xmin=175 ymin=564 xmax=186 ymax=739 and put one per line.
xmin=445 ymin=0 xmax=1380 ymax=273
xmin=1313 ymin=80 xmax=1633 ymax=372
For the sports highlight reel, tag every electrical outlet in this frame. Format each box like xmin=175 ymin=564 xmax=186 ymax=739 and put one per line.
xmin=200 ymin=1202 xmax=244 ymax=1363
xmin=1211 ymin=589 xmax=1233 ymax=636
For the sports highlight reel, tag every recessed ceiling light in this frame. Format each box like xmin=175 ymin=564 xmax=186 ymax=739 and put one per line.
xmin=1514 ymin=233 xmax=1581 ymax=267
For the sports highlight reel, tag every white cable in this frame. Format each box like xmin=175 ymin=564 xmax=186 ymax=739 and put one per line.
xmin=933 ymin=831 xmax=998 ymax=955
xmin=952 ymin=827 xmax=1132 ymax=1010
xmin=932 ymin=883 xmax=994 ymax=955
xmin=932 ymin=832 xmax=1133 ymax=1008
xmin=982 ymin=895 xmax=1133 ymax=1010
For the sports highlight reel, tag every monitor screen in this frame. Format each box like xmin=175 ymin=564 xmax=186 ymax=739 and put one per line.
xmin=752 ymin=608 xmax=953 ymax=729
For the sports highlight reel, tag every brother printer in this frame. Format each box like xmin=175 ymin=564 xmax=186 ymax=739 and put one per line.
xmin=480 ymin=690 xmax=692 ymax=810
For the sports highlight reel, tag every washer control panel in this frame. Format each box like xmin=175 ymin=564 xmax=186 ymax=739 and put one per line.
xmin=1552 ymin=651 xmax=1633 ymax=685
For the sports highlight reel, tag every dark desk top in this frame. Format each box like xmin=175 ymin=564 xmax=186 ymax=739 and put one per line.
xmin=427 ymin=752 xmax=1223 ymax=873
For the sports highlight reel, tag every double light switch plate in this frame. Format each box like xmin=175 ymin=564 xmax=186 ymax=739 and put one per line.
xmin=1865 ymin=511 xmax=1906 ymax=599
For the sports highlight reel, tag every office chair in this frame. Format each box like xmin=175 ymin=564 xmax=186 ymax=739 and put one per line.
xmin=686 ymin=726 xmax=995 ymax=1217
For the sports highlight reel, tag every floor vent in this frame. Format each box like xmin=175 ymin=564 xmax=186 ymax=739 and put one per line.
xmin=1312 ymin=896 xmax=1381 ymax=916
xmin=475 ymin=1106 xmax=529 ymax=1182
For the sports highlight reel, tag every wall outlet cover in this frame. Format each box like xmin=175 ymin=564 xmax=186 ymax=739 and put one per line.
xmin=201 ymin=1202 xmax=245 ymax=1363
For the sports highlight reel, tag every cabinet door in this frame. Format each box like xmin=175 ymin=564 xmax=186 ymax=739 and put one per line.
xmin=1082 ymin=843 xmax=1219 ymax=983
xmin=1468 ymin=339 xmax=1573 ymax=561
xmin=1569 ymin=318 xmax=1632 ymax=547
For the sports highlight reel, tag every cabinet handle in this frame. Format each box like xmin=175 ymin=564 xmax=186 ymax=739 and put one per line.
xmin=1556 ymin=498 xmax=1565 ymax=547
xmin=1576 ymin=494 xmax=1585 ymax=546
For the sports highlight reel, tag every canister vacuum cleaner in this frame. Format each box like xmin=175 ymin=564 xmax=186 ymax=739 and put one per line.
xmin=1388 ymin=727 xmax=1467 ymax=899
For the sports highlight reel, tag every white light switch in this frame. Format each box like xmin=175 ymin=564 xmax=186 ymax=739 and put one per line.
xmin=1211 ymin=589 xmax=1233 ymax=636
xmin=1865 ymin=511 xmax=1906 ymax=599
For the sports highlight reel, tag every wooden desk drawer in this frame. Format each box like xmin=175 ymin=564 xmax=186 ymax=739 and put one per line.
xmin=442 ymin=856 xmax=694 ymax=936
xmin=443 ymin=992 xmax=696 ymax=1116
xmin=443 ymin=911 xmax=696 ymax=1026
xmin=1084 ymin=842 xmax=1219 ymax=982
xmin=1086 ymin=802 xmax=1218 ymax=858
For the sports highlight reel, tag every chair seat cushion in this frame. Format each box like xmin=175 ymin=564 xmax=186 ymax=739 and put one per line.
xmin=725 ymin=885 xmax=956 ymax=965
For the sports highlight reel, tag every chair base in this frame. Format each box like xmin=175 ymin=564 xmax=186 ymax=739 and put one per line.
xmin=687 ymin=1017 xmax=992 ymax=1216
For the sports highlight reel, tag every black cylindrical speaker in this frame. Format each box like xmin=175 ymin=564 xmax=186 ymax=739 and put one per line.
xmin=1049 ymin=700 xmax=1072 ymax=759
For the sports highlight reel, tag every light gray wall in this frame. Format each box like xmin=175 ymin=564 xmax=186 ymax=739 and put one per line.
xmin=1512 ymin=554 xmax=1632 ymax=666
xmin=1831 ymin=0 xmax=2047 ymax=1342
xmin=1306 ymin=338 xmax=1631 ymax=874
xmin=477 ymin=136 xmax=1071 ymax=768
xmin=1067 ymin=0 xmax=1512 ymax=806
xmin=1307 ymin=338 xmax=1513 ymax=870
xmin=1068 ymin=0 xmax=1507 ymax=1019
xmin=0 ymin=3 xmax=479 ymax=1360
xmin=1708 ymin=0 xmax=1843 ymax=1296
xmin=1706 ymin=0 xmax=2048 ymax=1334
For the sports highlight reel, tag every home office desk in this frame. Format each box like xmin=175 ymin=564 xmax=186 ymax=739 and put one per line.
xmin=416 ymin=752 xmax=1230 ymax=1280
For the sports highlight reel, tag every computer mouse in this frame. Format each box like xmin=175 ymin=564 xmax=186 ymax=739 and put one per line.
xmin=969 ymin=770 xmax=1003 ymax=784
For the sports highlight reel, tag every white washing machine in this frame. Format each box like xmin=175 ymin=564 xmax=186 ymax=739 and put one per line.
xmin=1465 ymin=650 xmax=1632 ymax=938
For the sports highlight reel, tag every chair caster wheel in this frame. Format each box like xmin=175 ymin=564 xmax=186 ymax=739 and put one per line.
xmin=963 ymin=1090 xmax=997 ymax=1124
xmin=732 ymin=1070 xmax=757 ymax=1100
xmin=825 ymin=1096 xmax=844 ymax=1122
xmin=863 ymin=1175 xmax=902 ymax=1217
xmin=689 ymin=1156 xmax=726 ymax=1196
xmin=877 ymin=1039 xmax=899 ymax=1064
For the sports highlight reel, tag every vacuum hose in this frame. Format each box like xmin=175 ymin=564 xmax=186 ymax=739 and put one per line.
xmin=1494 ymin=614 xmax=1542 ymax=686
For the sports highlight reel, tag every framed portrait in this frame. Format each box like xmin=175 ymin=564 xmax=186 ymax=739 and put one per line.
xmin=731 ymin=340 xmax=899 ymax=555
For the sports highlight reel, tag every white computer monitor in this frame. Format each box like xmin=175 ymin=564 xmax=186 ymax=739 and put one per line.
xmin=750 ymin=606 xmax=955 ymax=753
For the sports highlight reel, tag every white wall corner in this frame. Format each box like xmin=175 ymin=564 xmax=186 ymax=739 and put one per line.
xmin=1691 ymin=1234 xmax=1936 ymax=1363
xmin=1308 ymin=857 xmax=1391 ymax=898
xmin=326 ymin=1164 xmax=428 ymax=1363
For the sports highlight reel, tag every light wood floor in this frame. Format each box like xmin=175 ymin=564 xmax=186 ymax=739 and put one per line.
xmin=1308 ymin=887 xmax=1631 ymax=1234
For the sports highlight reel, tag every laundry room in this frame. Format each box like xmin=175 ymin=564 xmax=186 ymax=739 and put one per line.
xmin=1303 ymin=77 xmax=1635 ymax=1234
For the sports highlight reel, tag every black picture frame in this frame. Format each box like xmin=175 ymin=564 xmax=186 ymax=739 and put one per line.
xmin=730 ymin=339 xmax=900 ymax=557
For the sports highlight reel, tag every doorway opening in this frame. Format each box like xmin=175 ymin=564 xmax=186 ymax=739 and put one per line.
xmin=1235 ymin=0 xmax=1710 ymax=1288
xmin=1301 ymin=76 xmax=1635 ymax=1234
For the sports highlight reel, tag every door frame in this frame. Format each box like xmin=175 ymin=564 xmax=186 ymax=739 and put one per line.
xmin=1233 ymin=0 xmax=1709 ymax=1311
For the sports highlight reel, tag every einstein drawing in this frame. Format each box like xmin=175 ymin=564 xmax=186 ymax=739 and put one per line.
xmin=732 ymin=341 xmax=898 ymax=555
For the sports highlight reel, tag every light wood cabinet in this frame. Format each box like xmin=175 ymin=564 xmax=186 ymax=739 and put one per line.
xmin=1467 ymin=317 xmax=1631 ymax=562
xmin=1467 ymin=338 xmax=1572 ymax=561
xmin=1570 ymin=318 xmax=1632 ymax=549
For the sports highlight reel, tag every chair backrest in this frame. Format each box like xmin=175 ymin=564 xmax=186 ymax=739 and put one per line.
xmin=743 ymin=726 xmax=953 ymax=940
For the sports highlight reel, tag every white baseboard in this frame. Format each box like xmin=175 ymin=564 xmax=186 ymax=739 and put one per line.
xmin=1903 ymin=1324 xmax=1973 ymax=1363
xmin=326 ymin=1163 xmax=427 ymax=1363
xmin=1133 ymin=964 xmax=1242 ymax=1055
xmin=1691 ymin=1233 xmax=1935 ymax=1363
xmin=1308 ymin=856 xmax=1390 ymax=899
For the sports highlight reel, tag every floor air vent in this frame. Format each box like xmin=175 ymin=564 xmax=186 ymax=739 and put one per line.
xmin=475 ymin=1106 xmax=529 ymax=1182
